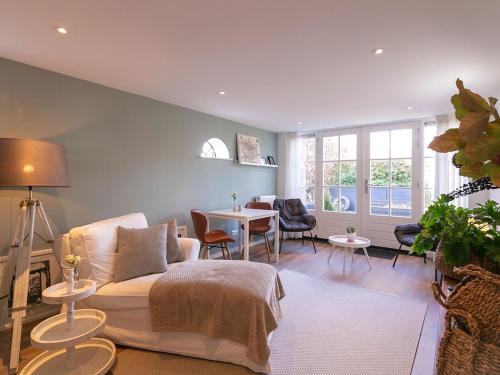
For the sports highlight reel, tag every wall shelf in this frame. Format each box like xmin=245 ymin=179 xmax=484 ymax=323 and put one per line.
xmin=237 ymin=162 xmax=278 ymax=168
xmin=197 ymin=156 xmax=234 ymax=161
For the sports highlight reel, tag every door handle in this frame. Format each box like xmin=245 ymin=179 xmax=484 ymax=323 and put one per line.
xmin=364 ymin=178 xmax=371 ymax=194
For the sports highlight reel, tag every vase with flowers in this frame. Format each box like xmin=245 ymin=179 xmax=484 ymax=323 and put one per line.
xmin=231 ymin=192 xmax=238 ymax=212
xmin=62 ymin=254 xmax=81 ymax=293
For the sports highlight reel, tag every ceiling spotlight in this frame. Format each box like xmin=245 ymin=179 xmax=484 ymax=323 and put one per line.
xmin=218 ymin=91 xmax=226 ymax=95
xmin=407 ymin=106 xmax=414 ymax=110
xmin=298 ymin=122 xmax=303 ymax=125
xmin=372 ymin=48 xmax=384 ymax=55
xmin=56 ymin=27 xmax=68 ymax=34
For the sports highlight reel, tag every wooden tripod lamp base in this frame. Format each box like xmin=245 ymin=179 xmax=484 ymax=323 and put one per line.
xmin=0 ymin=138 xmax=70 ymax=374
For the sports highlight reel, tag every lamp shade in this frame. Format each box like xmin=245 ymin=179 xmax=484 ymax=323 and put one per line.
xmin=0 ymin=138 xmax=70 ymax=187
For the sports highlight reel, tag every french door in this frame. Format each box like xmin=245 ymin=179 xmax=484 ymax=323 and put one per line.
xmin=313 ymin=121 xmax=421 ymax=248
xmin=362 ymin=122 xmax=421 ymax=248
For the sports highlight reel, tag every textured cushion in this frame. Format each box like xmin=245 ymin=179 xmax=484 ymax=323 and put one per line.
xmin=113 ymin=224 xmax=168 ymax=283
xmin=69 ymin=213 xmax=148 ymax=288
xmin=166 ymin=219 xmax=181 ymax=263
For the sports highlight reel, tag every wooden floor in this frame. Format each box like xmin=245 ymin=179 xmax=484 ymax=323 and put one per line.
xmin=1 ymin=239 xmax=440 ymax=375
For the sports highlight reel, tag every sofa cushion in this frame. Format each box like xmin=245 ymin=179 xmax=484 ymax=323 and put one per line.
xmin=113 ymin=224 xmax=168 ymax=283
xmin=166 ymin=219 xmax=181 ymax=263
xmin=69 ymin=213 xmax=148 ymax=288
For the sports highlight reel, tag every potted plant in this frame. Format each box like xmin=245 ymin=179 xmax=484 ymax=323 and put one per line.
xmin=345 ymin=226 xmax=356 ymax=242
xmin=413 ymin=198 xmax=500 ymax=278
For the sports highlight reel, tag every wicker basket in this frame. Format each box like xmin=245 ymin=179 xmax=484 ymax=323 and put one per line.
xmin=435 ymin=241 xmax=499 ymax=281
xmin=432 ymin=265 xmax=500 ymax=374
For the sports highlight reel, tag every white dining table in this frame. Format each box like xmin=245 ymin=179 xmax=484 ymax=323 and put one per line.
xmin=204 ymin=208 xmax=280 ymax=263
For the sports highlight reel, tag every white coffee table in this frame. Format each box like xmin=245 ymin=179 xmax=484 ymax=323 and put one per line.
xmin=328 ymin=235 xmax=372 ymax=273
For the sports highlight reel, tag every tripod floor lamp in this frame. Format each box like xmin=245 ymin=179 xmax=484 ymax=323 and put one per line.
xmin=0 ymin=138 xmax=70 ymax=374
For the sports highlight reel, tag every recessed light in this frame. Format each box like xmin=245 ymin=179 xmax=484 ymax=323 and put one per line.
xmin=298 ymin=122 xmax=303 ymax=125
xmin=56 ymin=27 xmax=68 ymax=34
xmin=407 ymin=106 xmax=414 ymax=110
xmin=372 ymin=48 xmax=384 ymax=55
xmin=218 ymin=91 xmax=226 ymax=95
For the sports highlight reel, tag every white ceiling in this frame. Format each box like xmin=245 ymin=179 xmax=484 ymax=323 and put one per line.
xmin=1 ymin=0 xmax=499 ymax=133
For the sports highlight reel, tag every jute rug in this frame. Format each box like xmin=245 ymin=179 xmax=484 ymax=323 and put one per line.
xmin=110 ymin=269 xmax=427 ymax=375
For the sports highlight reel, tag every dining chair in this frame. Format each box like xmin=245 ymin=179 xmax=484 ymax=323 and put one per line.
xmin=241 ymin=202 xmax=273 ymax=261
xmin=190 ymin=209 xmax=234 ymax=260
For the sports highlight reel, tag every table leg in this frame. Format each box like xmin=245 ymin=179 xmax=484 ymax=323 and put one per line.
xmin=274 ymin=212 xmax=280 ymax=263
xmin=328 ymin=245 xmax=335 ymax=264
xmin=243 ymin=217 xmax=250 ymax=261
xmin=238 ymin=222 xmax=242 ymax=255
xmin=363 ymin=247 xmax=372 ymax=270
xmin=343 ymin=247 xmax=346 ymax=273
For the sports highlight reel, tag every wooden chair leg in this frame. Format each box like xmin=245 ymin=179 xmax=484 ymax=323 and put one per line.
xmin=264 ymin=233 xmax=271 ymax=262
xmin=225 ymin=243 xmax=232 ymax=260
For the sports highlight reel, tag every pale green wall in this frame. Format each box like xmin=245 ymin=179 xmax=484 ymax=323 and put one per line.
xmin=0 ymin=58 xmax=277 ymax=256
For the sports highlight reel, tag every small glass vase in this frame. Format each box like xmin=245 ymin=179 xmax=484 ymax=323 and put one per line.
xmin=233 ymin=201 xmax=238 ymax=212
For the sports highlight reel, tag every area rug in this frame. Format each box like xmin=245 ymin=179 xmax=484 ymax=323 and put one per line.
xmin=110 ymin=269 xmax=427 ymax=375
xmin=354 ymin=246 xmax=395 ymax=260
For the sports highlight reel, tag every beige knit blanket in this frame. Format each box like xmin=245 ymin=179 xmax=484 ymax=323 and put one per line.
xmin=149 ymin=260 xmax=285 ymax=366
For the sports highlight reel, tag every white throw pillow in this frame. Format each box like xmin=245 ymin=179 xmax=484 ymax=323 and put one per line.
xmin=69 ymin=213 xmax=148 ymax=288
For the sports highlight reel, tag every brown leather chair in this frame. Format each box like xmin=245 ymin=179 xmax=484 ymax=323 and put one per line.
xmin=191 ymin=209 xmax=234 ymax=260
xmin=241 ymin=202 xmax=272 ymax=261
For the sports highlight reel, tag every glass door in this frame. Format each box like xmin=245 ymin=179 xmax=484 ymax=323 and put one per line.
xmin=362 ymin=122 xmax=421 ymax=248
xmin=314 ymin=129 xmax=362 ymax=239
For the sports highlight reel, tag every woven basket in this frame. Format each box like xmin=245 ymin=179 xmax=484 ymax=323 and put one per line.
xmin=435 ymin=241 xmax=499 ymax=281
xmin=432 ymin=265 xmax=500 ymax=374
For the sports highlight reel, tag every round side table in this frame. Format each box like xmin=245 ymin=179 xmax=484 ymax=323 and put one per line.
xmin=328 ymin=235 xmax=372 ymax=273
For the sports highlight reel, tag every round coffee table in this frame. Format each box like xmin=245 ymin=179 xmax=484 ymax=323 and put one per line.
xmin=328 ymin=235 xmax=372 ymax=273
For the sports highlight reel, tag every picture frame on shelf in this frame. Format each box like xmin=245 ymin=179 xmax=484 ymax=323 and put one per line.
xmin=236 ymin=133 xmax=261 ymax=164
xmin=266 ymin=156 xmax=276 ymax=165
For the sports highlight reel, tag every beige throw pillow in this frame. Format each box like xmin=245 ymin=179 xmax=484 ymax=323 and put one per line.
xmin=113 ymin=224 xmax=168 ymax=283
xmin=166 ymin=219 xmax=181 ymax=263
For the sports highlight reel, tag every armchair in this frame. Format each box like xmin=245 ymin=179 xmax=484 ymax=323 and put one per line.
xmin=273 ymin=198 xmax=317 ymax=253
xmin=393 ymin=223 xmax=425 ymax=267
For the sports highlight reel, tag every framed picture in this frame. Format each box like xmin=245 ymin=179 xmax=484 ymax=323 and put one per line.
xmin=237 ymin=134 xmax=261 ymax=164
xmin=266 ymin=155 xmax=276 ymax=165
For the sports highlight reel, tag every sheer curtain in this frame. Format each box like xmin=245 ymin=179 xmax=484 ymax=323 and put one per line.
xmin=277 ymin=132 xmax=305 ymax=239
xmin=435 ymin=114 xmax=468 ymax=208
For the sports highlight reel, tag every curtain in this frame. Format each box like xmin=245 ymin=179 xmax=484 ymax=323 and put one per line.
xmin=277 ymin=132 xmax=304 ymax=238
xmin=435 ymin=114 xmax=468 ymax=208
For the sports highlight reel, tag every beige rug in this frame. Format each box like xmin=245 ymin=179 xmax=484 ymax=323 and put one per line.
xmin=110 ymin=269 xmax=427 ymax=375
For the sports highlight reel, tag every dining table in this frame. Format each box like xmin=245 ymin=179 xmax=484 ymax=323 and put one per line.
xmin=204 ymin=208 xmax=280 ymax=263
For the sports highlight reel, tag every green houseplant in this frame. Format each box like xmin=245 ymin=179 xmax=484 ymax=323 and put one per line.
xmin=412 ymin=80 xmax=499 ymax=278
xmin=413 ymin=197 xmax=500 ymax=275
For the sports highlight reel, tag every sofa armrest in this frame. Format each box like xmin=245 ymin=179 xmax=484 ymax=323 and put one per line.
xmin=178 ymin=238 xmax=200 ymax=261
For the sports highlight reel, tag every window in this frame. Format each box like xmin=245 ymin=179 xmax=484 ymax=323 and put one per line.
xmin=300 ymin=137 xmax=316 ymax=210
xmin=423 ymin=123 xmax=437 ymax=210
xmin=369 ymin=129 xmax=412 ymax=217
xmin=200 ymin=138 xmax=230 ymax=159
xmin=322 ymin=134 xmax=357 ymax=213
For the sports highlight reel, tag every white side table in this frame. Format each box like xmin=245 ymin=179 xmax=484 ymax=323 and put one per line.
xmin=328 ymin=235 xmax=372 ymax=273
xmin=20 ymin=268 xmax=116 ymax=375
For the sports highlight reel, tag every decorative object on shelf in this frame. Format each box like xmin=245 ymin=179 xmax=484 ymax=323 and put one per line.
xmin=266 ymin=155 xmax=276 ymax=165
xmin=0 ymin=138 xmax=70 ymax=374
xmin=20 ymin=263 xmax=115 ymax=375
xmin=345 ymin=226 xmax=356 ymax=242
xmin=432 ymin=265 xmax=500 ymax=375
xmin=429 ymin=79 xmax=499 ymax=194
xmin=231 ymin=192 xmax=238 ymax=212
xmin=237 ymin=133 xmax=261 ymax=164
xmin=260 ymin=157 xmax=267 ymax=165
xmin=413 ymin=197 xmax=499 ymax=279
xmin=200 ymin=138 xmax=232 ymax=160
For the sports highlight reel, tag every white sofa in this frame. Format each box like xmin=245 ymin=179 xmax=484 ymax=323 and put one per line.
xmin=53 ymin=213 xmax=271 ymax=373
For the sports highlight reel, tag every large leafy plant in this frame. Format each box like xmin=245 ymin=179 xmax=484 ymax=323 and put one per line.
xmin=429 ymin=79 xmax=500 ymax=186
xmin=413 ymin=197 xmax=500 ymax=266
